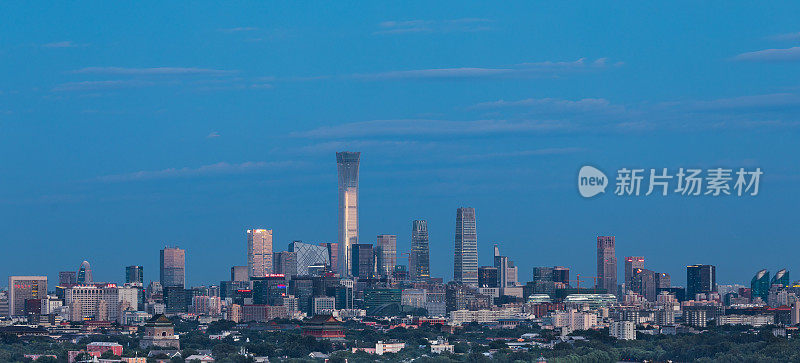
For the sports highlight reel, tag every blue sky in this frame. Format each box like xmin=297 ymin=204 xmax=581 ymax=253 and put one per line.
xmin=1 ymin=2 xmax=799 ymax=288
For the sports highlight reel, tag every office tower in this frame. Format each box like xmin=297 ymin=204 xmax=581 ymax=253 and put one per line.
xmin=631 ymin=268 xmax=658 ymax=301
xmin=273 ymin=251 xmax=298 ymax=277
xmin=772 ymin=269 xmax=790 ymax=288
xmin=376 ymin=235 xmax=397 ymax=278
xmin=410 ymin=220 xmax=430 ymax=281
xmin=655 ymin=272 xmax=671 ymax=289
xmin=533 ymin=267 xmax=555 ymax=283
xmin=126 ymin=266 xmax=144 ymax=284
xmin=319 ymin=242 xmax=339 ymax=273
xmin=230 ymin=266 xmax=249 ymax=282
xmin=337 ymin=151 xmax=360 ymax=277
xmin=624 ymin=256 xmax=645 ymax=291
xmin=552 ymin=266 xmax=570 ymax=285
xmin=351 ymin=243 xmax=375 ymax=279
xmin=77 ymin=260 xmax=93 ymax=284
xmin=596 ymin=236 xmax=617 ymax=292
xmin=751 ymin=269 xmax=770 ymax=303
xmin=160 ymin=247 xmax=186 ymax=288
xmin=59 ymin=271 xmax=77 ymax=286
xmin=289 ymin=241 xmax=331 ymax=276
xmin=478 ymin=267 xmax=499 ymax=288
xmin=686 ymin=264 xmax=717 ymax=300
xmin=247 ymin=229 xmax=273 ymax=278
xmin=454 ymin=207 xmax=478 ymax=287
xmin=493 ymin=245 xmax=508 ymax=288
xmin=8 ymin=276 xmax=47 ymax=316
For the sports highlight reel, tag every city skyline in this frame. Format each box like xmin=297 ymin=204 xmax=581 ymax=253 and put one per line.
xmin=2 ymin=2 xmax=799 ymax=288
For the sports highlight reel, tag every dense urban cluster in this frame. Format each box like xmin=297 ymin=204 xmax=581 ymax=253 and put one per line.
xmin=2 ymin=152 xmax=799 ymax=362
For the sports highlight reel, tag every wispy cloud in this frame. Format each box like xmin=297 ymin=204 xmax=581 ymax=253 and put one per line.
xmin=680 ymin=93 xmax=800 ymax=111
xmin=376 ymin=18 xmax=493 ymax=34
xmin=768 ymin=32 xmax=800 ymax=41
xmin=96 ymin=161 xmax=300 ymax=182
xmin=218 ymin=27 xmax=259 ymax=33
xmin=72 ymin=67 xmax=234 ymax=75
xmin=733 ymin=47 xmax=800 ymax=62
xmin=290 ymin=140 xmax=435 ymax=155
xmin=292 ymin=119 xmax=567 ymax=139
xmin=42 ymin=41 xmax=86 ymax=48
xmin=206 ymin=131 xmax=221 ymax=138
xmin=350 ymin=58 xmax=616 ymax=81
xmin=461 ymin=147 xmax=585 ymax=160
xmin=52 ymin=80 xmax=155 ymax=92
xmin=472 ymin=97 xmax=624 ymax=114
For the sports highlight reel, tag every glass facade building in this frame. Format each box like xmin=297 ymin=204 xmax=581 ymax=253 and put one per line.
xmin=289 ymin=241 xmax=330 ymax=276
xmin=160 ymin=247 xmax=186 ymax=288
xmin=337 ymin=151 xmax=360 ymax=277
xmin=454 ymin=207 xmax=478 ymax=287
xmin=376 ymin=234 xmax=397 ymax=278
xmin=410 ymin=220 xmax=430 ymax=281
xmin=247 ymin=229 xmax=273 ymax=278
xmin=125 ymin=265 xmax=144 ymax=284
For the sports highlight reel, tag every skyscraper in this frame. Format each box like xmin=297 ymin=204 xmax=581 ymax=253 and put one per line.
xmin=77 ymin=260 xmax=93 ymax=284
xmin=772 ymin=268 xmax=790 ymax=288
xmin=376 ymin=234 xmax=397 ymax=278
xmin=478 ymin=266 xmax=499 ymax=288
xmin=751 ymin=269 xmax=770 ymax=303
xmin=160 ymin=247 xmax=186 ymax=288
xmin=8 ymin=276 xmax=47 ymax=316
xmin=686 ymin=264 xmax=716 ymax=300
xmin=351 ymin=243 xmax=375 ymax=279
xmin=454 ymin=207 xmax=478 ymax=287
xmin=125 ymin=265 xmax=144 ymax=284
xmin=596 ymin=236 xmax=617 ymax=292
xmin=624 ymin=256 xmax=645 ymax=291
xmin=337 ymin=151 xmax=360 ymax=277
xmin=59 ymin=271 xmax=77 ymax=286
xmin=247 ymin=229 xmax=273 ymax=278
xmin=289 ymin=241 xmax=330 ymax=276
xmin=410 ymin=220 xmax=430 ymax=281
xmin=319 ymin=242 xmax=339 ymax=273
xmin=230 ymin=266 xmax=249 ymax=282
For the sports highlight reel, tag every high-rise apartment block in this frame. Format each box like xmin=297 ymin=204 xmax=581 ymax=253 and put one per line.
xmin=454 ymin=207 xmax=478 ymax=287
xmin=247 ymin=229 xmax=273 ymax=278
xmin=376 ymin=234 xmax=397 ymax=278
xmin=596 ymin=236 xmax=617 ymax=292
xmin=337 ymin=151 xmax=360 ymax=277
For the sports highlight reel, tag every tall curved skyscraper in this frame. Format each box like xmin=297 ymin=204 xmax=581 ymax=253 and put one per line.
xmin=410 ymin=220 xmax=430 ymax=281
xmin=77 ymin=260 xmax=92 ymax=284
xmin=337 ymin=152 xmax=360 ymax=277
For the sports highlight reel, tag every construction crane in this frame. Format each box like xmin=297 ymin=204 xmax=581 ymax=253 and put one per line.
xmin=570 ymin=274 xmax=600 ymax=293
